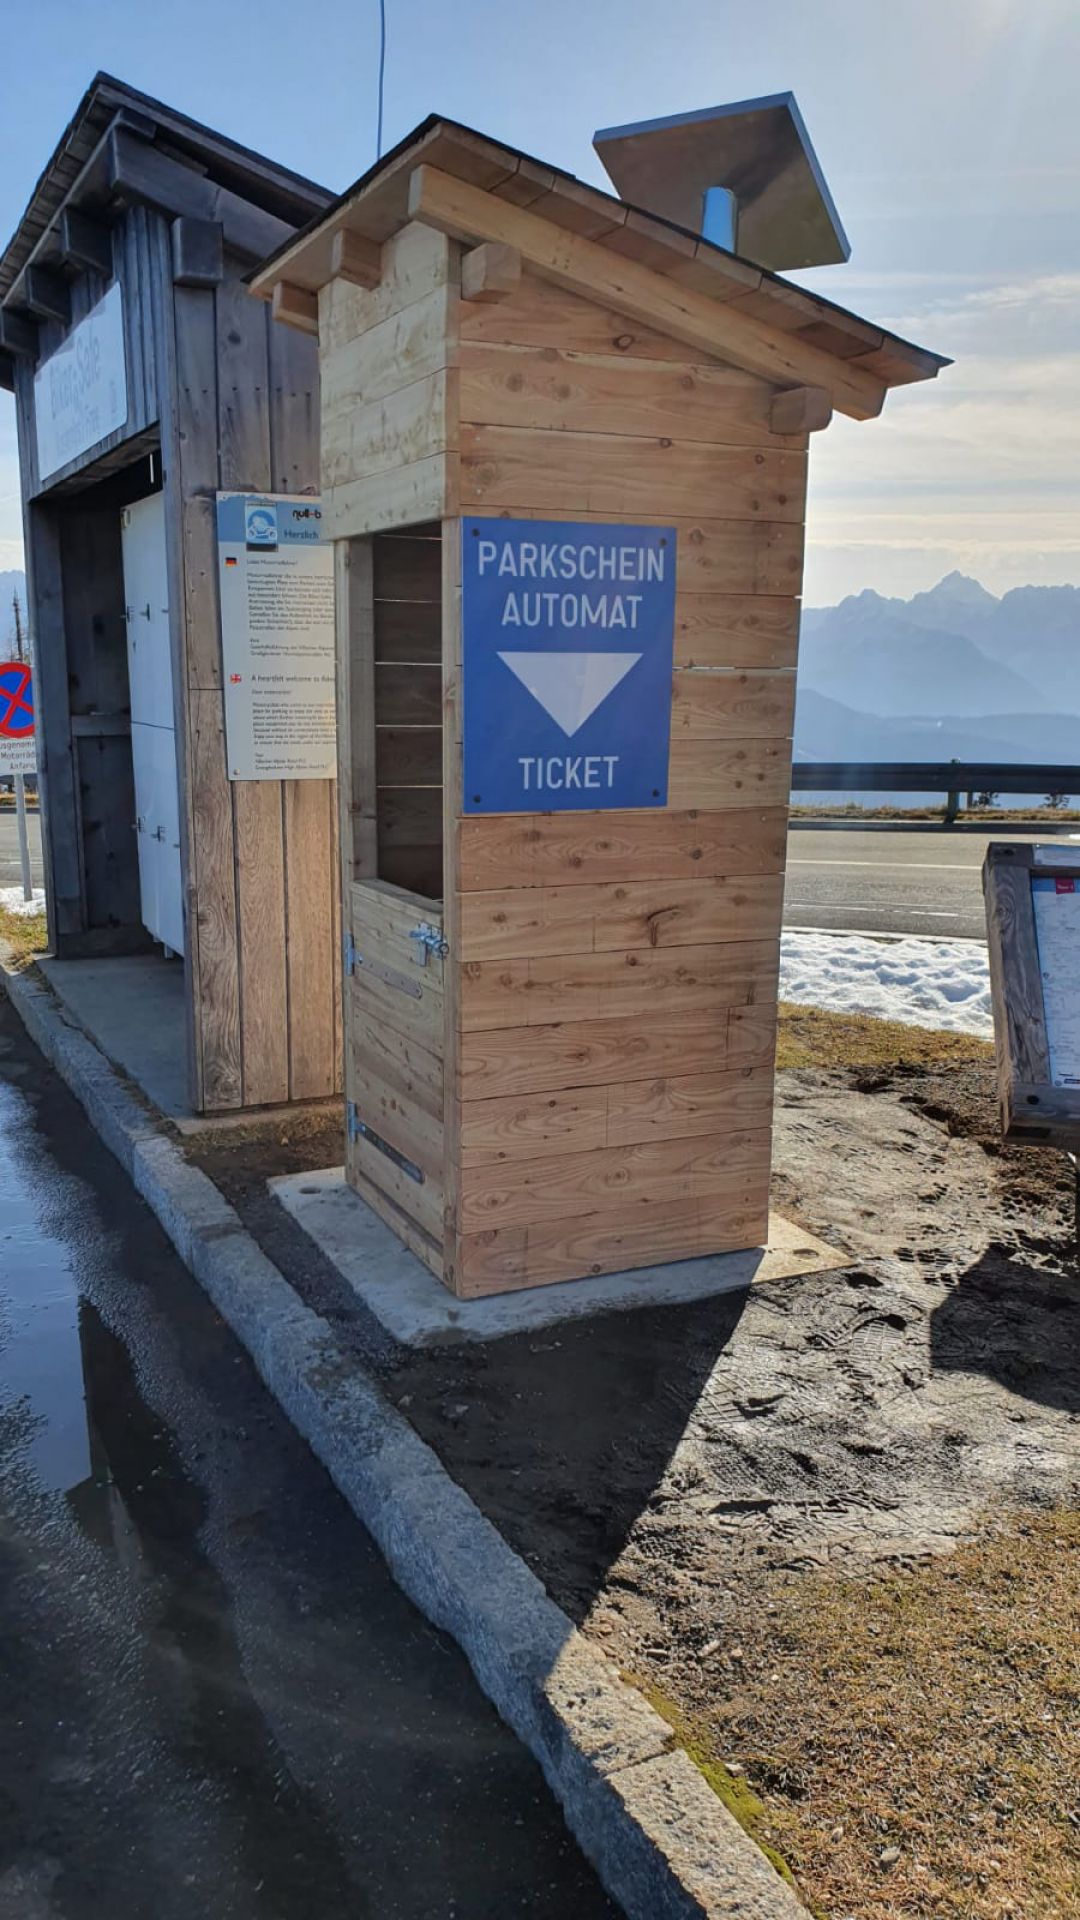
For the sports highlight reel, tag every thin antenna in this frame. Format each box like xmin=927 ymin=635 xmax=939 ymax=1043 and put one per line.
xmin=376 ymin=0 xmax=387 ymax=159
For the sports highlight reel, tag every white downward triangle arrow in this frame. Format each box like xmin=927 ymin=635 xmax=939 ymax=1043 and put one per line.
xmin=497 ymin=651 xmax=642 ymax=737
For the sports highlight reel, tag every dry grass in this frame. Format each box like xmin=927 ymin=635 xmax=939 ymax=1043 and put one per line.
xmin=659 ymin=1510 xmax=1080 ymax=1919
xmin=776 ymin=1002 xmax=993 ymax=1074
xmin=0 ymin=903 xmax=47 ymax=967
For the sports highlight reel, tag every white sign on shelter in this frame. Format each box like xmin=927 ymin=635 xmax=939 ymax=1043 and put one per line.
xmin=216 ymin=493 xmax=336 ymax=780
xmin=34 ymin=284 xmax=128 ymax=482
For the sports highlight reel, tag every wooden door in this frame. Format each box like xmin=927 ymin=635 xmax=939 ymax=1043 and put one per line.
xmin=345 ymin=877 xmax=446 ymax=1274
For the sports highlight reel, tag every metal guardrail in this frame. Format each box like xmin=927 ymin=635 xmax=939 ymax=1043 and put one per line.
xmin=791 ymin=762 xmax=1079 ymax=797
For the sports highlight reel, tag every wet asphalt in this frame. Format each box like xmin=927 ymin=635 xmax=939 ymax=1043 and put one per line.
xmin=0 ymin=995 xmax=617 ymax=1920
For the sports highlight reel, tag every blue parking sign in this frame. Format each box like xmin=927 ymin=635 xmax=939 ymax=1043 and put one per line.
xmin=462 ymin=517 xmax=676 ymax=814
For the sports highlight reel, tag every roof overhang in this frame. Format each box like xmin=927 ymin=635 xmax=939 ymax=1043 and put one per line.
xmin=0 ymin=73 xmax=333 ymax=320
xmin=249 ymin=115 xmax=947 ymax=424
xmin=593 ymin=94 xmax=850 ymax=272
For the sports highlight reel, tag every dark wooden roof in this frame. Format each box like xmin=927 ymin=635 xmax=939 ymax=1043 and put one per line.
xmin=0 ymin=72 xmax=332 ymax=306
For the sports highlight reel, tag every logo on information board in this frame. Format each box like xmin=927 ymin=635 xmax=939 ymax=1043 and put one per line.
xmin=461 ymin=517 xmax=676 ymax=814
xmin=245 ymin=500 xmax=278 ymax=549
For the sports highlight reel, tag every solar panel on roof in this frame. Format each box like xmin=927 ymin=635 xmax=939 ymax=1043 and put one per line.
xmin=594 ymin=93 xmax=850 ymax=272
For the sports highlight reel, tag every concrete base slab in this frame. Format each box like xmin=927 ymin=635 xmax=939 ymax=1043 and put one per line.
xmin=39 ymin=953 xmax=189 ymax=1119
xmin=37 ymin=954 xmax=336 ymax=1135
xmin=270 ymin=1166 xmax=846 ymax=1347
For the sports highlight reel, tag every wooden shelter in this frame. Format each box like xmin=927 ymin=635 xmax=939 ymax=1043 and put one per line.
xmin=251 ymin=114 xmax=947 ymax=1297
xmin=0 ymin=75 xmax=341 ymax=1114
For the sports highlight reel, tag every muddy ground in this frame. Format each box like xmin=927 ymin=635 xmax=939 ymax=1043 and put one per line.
xmin=194 ymin=1050 xmax=1080 ymax=1916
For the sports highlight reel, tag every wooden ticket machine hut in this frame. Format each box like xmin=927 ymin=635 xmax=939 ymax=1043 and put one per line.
xmin=251 ymin=105 xmax=946 ymax=1296
xmin=0 ymin=75 xmax=341 ymax=1115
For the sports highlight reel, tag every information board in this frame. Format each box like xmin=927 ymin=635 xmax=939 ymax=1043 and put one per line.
xmin=216 ymin=494 xmax=336 ymax=781
xmin=35 ymin=284 xmax=128 ymax=482
xmin=984 ymin=841 xmax=1080 ymax=1148
xmin=0 ymin=661 xmax=35 ymax=776
xmin=461 ymin=517 xmax=676 ymax=814
xmin=1031 ymin=874 xmax=1080 ymax=1088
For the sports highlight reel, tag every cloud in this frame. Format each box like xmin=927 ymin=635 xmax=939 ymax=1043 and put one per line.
xmin=805 ymin=270 xmax=1080 ymax=600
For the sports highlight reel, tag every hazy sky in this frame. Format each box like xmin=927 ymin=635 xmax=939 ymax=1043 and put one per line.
xmin=0 ymin=0 xmax=1076 ymax=604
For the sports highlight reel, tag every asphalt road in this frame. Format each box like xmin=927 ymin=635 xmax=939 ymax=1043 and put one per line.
xmin=783 ymin=827 xmax=1077 ymax=940
xmin=8 ymin=805 xmax=1074 ymax=942
xmin=0 ymin=996 xmax=616 ymax=1920
xmin=0 ymin=806 xmax=42 ymax=891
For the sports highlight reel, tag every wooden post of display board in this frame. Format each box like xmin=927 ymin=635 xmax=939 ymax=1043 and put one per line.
xmin=251 ymin=115 xmax=945 ymax=1298
xmin=984 ymin=841 xmax=1080 ymax=1149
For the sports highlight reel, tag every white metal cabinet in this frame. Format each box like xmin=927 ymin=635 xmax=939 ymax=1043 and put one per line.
xmin=120 ymin=493 xmax=184 ymax=954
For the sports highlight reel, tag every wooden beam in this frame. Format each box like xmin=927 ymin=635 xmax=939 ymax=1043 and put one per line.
xmin=408 ymin=165 xmax=887 ymax=421
xmin=106 ymin=127 xmax=292 ymax=262
xmin=23 ymin=265 xmax=71 ymax=325
xmin=171 ymin=216 xmax=225 ymax=287
xmin=58 ymin=207 xmax=114 ymax=276
xmin=0 ymin=309 xmax=37 ymax=359
xmin=461 ymin=242 xmax=522 ymax=304
xmin=271 ymin=280 xmax=319 ymax=335
xmin=330 ymin=229 xmax=382 ymax=289
xmin=769 ymin=385 xmax=833 ymax=434
xmin=0 ymin=355 xmax=14 ymax=393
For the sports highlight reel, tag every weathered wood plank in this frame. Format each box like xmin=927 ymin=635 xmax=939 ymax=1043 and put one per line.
xmin=321 ymin=283 xmax=453 ymax=413
xmin=350 ymin=1001 xmax=444 ymax=1119
xmin=667 ymin=737 xmax=790 ymax=808
xmin=458 ymin=805 xmax=788 ymax=890
xmin=189 ymin=687 xmax=242 ymax=1108
xmin=458 ymin=871 xmax=784 ymax=959
xmin=319 ymin=222 xmax=454 ymax=351
xmin=459 ymin=1126 xmax=772 ymax=1231
xmin=459 ymin=423 xmax=806 ymax=523
xmin=350 ymin=1052 xmax=444 ymax=1179
xmin=451 ymin=1190 xmax=770 ymax=1296
xmin=284 ymin=780 xmax=337 ymax=1098
xmin=461 ymin=939 xmax=778 ymax=1031
xmin=234 ymin=782 xmax=289 ymax=1104
xmin=459 ymin=342 xmax=803 ymax=448
xmin=376 ymin=727 xmax=443 ymax=787
xmin=373 ymin=595 xmax=442 ymax=662
xmin=327 ymin=455 xmax=451 ymax=539
xmin=460 ymin=1063 xmax=772 ymax=1163
xmin=336 ymin=537 xmax=377 ymax=886
xmin=458 ymin=270 xmax=701 ymax=361
xmin=374 ymin=662 xmax=442 ymax=726
xmin=670 ymin=669 xmax=796 ymax=739
xmin=674 ymin=594 xmax=799 ymax=670
xmin=372 ymin=528 xmax=443 ymax=600
xmin=321 ymin=370 xmax=451 ymax=488
xmin=458 ymin=1001 xmax=776 ymax=1100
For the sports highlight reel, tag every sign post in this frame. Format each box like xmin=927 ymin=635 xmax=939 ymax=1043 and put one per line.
xmin=0 ymin=661 xmax=35 ymax=903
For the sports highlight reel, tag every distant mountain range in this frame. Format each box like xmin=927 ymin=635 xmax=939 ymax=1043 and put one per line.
xmin=796 ymin=572 xmax=1080 ymax=768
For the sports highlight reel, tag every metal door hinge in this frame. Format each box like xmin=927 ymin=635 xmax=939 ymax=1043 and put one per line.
xmin=344 ymin=931 xmax=356 ymax=976
xmin=409 ymin=921 xmax=449 ymax=966
xmin=346 ymin=1103 xmax=424 ymax=1184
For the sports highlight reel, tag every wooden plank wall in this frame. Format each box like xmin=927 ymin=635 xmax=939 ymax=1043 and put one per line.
xmin=446 ymin=269 xmax=802 ymax=1295
xmin=162 ymin=246 xmax=339 ymax=1110
xmin=13 ymin=206 xmax=167 ymax=951
xmin=12 ymin=203 xmax=339 ymax=1111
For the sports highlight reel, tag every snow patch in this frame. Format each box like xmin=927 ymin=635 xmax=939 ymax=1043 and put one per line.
xmin=780 ymin=930 xmax=992 ymax=1036
xmin=0 ymin=885 xmax=46 ymax=920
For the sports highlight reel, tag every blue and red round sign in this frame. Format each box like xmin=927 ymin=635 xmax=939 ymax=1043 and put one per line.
xmin=0 ymin=662 xmax=34 ymax=739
